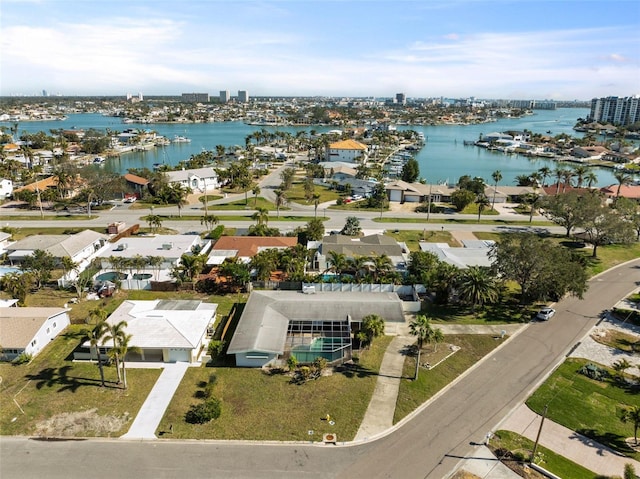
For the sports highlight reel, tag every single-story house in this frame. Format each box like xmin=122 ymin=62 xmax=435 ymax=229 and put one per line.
xmin=123 ymin=173 xmax=150 ymax=196
xmin=385 ymin=181 xmax=456 ymax=203
xmin=600 ymin=184 xmax=640 ymax=200
xmin=483 ymin=185 xmax=541 ymax=204
xmin=323 ymin=164 xmax=357 ymax=181
xmin=74 ymin=299 xmax=217 ymax=363
xmin=227 ymin=290 xmax=404 ymax=367
xmin=312 ymin=234 xmax=408 ymax=272
xmin=326 ymin=139 xmax=368 ymax=163
xmin=164 ymin=167 xmax=219 ymax=192
xmin=0 ymin=231 xmax=14 ymax=256
xmin=95 ymin=234 xmax=208 ymax=286
xmin=572 ymin=146 xmax=609 ymax=160
xmin=12 ymin=176 xmax=59 ymax=197
xmin=0 ymin=307 xmax=70 ymax=361
xmin=419 ymin=240 xmax=496 ymax=269
xmin=207 ymin=236 xmax=298 ymax=266
xmin=7 ymin=229 xmax=109 ymax=267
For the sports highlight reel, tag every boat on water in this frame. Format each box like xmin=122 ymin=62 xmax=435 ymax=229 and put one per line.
xmin=93 ymin=156 xmax=105 ymax=165
xmin=172 ymin=135 xmax=191 ymax=143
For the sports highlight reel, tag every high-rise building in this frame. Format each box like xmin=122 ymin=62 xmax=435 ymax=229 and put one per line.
xmin=589 ymin=96 xmax=640 ymax=126
xmin=181 ymin=92 xmax=209 ymax=102
xmin=219 ymin=90 xmax=230 ymax=103
xmin=238 ymin=90 xmax=249 ymax=103
xmin=395 ymin=93 xmax=406 ymax=105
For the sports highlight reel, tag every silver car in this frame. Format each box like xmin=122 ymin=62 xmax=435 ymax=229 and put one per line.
xmin=536 ymin=307 xmax=555 ymax=321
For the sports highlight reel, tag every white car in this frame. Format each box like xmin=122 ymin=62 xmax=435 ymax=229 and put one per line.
xmin=536 ymin=307 xmax=556 ymax=321
xmin=123 ymin=197 xmax=137 ymax=203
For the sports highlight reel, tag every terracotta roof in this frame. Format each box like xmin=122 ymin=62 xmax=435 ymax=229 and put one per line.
xmin=328 ymin=139 xmax=367 ymax=151
xmin=13 ymin=176 xmax=58 ymax=193
xmin=211 ymin=236 xmax=298 ymax=258
xmin=600 ymin=184 xmax=640 ymax=199
xmin=124 ymin=173 xmax=150 ymax=185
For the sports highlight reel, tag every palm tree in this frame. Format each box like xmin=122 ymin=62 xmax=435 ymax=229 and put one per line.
xmin=60 ymin=256 xmax=78 ymax=285
xmin=523 ymin=191 xmax=541 ymax=223
xmin=456 ymin=266 xmax=499 ymax=313
xmin=274 ymin=189 xmax=286 ymax=218
xmin=561 ymin=169 xmax=574 ymax=192
xmin=252 ymin=207 xmax=269 ymax=226
xmin=200 ymin=213 xmax=219 ymax=232
xmin=553 ymin=168 xmax=564 ymax=195
xmin=408 ymin=315 xmax=443 ymax=380
xmin=372 ymin=254 xmax=393 ymax=282
xmin=572 ymin=165 xmax=589 ymax=188
xmin=117 ymin=333 xmax=140 ymax=390
xmin=313 ymin=194 xmax=321 ymax=218
xmin=614 ymin=171 xmax=633 ymax=198
xmin=621 ymin=405 xmax=640 ymax=445
xmin=538 ymin=166 xmax=551 ymax=187
xmin=491 ymin=170 xmax=502 ymax=210
xmin=145 ymin=255 xmax=164 ymax=281
xmin=146 ymin=214 xmax=163 ymax=233
xmin=585 ymin=171 xmax=598 ymax=188
xmin=252 ymin=185 xmax=261 ymax=207
xmin=178 ymin=253 xmax=205 ymax=283
xmin=475 ymin=194 xmax=490 ymax=223
xmin=87 ymin=320 xmax=108 ymax=387
xmin=326 ymin=251 xmax=348 ymax=276
xmin=103 ymin=320 xmax=128 ymax=385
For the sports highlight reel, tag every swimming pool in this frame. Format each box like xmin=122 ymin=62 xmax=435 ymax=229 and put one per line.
xmin=0 ymin=266 xmax=20 ymax=278
xmin=291 ymin=337 xmax=351 ymax=363
xmin=95 ymin=271 xmax=128 ymax=282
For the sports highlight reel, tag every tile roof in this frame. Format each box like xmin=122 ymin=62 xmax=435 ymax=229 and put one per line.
xmin=123 ymin=173 xmax=150 ymax=185
xmin=211 ymin=236 xmax=298 ymax=259
xmin=13 ymin=176 xmax=58 ymax=193
xmin=328 ymin=139 xmax=367 ymax=150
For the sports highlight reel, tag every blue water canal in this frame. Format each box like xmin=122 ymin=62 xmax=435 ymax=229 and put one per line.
xmin=7 ymin=108 xmax=631 ymax=187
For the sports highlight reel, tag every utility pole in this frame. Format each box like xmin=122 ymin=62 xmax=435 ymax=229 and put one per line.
xmin=530 ymin=405 xmax=548 ymax=464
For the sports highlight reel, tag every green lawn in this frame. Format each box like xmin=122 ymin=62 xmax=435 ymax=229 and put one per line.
xmin=157 ymin=335 xmax=393 ymax=441
xmin=385 ymin=230 xmax=459 ymax=251
xmin=526 ymin=358 xmax=640 ymax=461
xmin=425 ymin=301 xmax=533 ymax=325
xmin=0 ymin=325 xmax=161 ymax=437
xmin=394 ymin=334 xmax=504 ymax=423
xmin=286 ymin=183 xmax=340 ymax=204
xmin=490 ymin=430 xmax=600 ymax=479
xmin=373 ymin=217 xmax=552 ymax=226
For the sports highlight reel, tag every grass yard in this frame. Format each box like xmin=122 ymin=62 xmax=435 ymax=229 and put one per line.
xmin=590 ymin=329 xmax=639 ymax=354
xmin=0 ymin=325 xmax=161 ymax=437
xmin=489 ymin=430 xmax=599 ymax=479
xmin=157 ymin=335 xmax=393 ymax=441
xmin=425 ymin=301 xmax=533 ymax=325
xmin=373 ymin=217 xmax=552 ymax=226
xmin=286 ymin=183 xmax=340 ymax=204
xmin=394 ymin=334 xmax=504 ymax=423
xmin=386 ymin=230 xmax=459 ymax=251
xmin=526 ymin=358 xmax=640 ymax=461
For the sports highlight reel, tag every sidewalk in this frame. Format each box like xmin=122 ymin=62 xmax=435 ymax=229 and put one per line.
xmin=120 ymin=362 xmax=190 ymax=440
xmin=499 ymin=403 xmax=640 ymax=477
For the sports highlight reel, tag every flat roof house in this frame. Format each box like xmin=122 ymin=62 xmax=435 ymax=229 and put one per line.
xmin=0 ymin=307 xmax=70 ymax=361
xmin=74 ymin=299 xmax=217 ymax=363
xmin=227 ymin=291 xmax=404 ymax=367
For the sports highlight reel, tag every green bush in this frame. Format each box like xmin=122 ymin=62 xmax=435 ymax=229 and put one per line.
xmin=207 ymin=340 xmax=226 ymax=359
xmin=11 ymin=352 xmax=32 ymax=365
xmin=208 ymin=225 xmax=225 ymax=240
xmin=185 ymin=397 xmax=221 ymax=424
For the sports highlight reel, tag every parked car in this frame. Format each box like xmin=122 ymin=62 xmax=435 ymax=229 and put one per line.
xmin=536 ymin=307 xmax=556 ymax=321
xmin=123 ymin=196 xmax=137 ymax=203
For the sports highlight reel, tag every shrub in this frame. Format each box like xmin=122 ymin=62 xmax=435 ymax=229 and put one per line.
xmin=313 ymin=357 xmax=328 ymax=372
xmin=203 ymin=374 xmax=217 ymax=398
xmin=208 ymin=225 xmax=225 ymax=240
xmin=185 ymin=397 xmax=221 ymax=424
xmin=579 ymin=363 xmax=609 ymax=381
xmin=11 ymin=352 xmax=32 ymax=365
xmin=287 ymin=355 xmax=298 ymax=371
xmin=207 ymin=340 xmax=226 ymax=359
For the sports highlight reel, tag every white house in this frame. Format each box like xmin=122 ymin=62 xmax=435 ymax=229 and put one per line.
xmin=0 ymin=307 xmax=70 ymax=361
xmin=165 ymin=167 xmax=219 ymax=192
xmin=74 ymin=299 xmax=217 ymax=363
xmin=419 ymin=240 xmax=496 ymax=269
xmin=0 ymin=178 xmax=13 ymax=199
xmin=326 ymin=139 xmax=368 ymax=163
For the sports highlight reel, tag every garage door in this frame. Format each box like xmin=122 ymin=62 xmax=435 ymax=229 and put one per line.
xmin=143 ymin=349 xmax=163 ymax=362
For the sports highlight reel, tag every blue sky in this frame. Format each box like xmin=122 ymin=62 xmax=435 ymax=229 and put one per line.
xmin=1 ymin=0 xmax=639 ymax=99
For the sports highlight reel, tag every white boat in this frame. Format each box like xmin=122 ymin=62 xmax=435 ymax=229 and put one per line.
xmin=173 ymin=135 xmax=191 ymax=143
xmin=93 ymin=156 xmax=105 ymax=165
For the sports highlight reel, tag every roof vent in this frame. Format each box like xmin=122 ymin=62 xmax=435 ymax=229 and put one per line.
xmin=116 ymin=243 xmax=128 ymax=251
xmin=162 ymin=242 xmax=173 ymax=250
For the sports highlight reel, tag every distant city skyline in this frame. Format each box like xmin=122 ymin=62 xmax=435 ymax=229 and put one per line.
xmin=1 ymin=0 xmax=639 ymax=100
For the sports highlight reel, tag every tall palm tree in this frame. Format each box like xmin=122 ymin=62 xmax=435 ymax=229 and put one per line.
xmin=621 ymin=405 xmax=640 ymax=445
xmin=572 ymin=165 xmax=589 ymax=188
xmin=252 ymin=185 xmax=261 ymax=207
xmin=475 ymin=194 xmax=490 ymax=223
xmin=103 ymin=320 xmax=128 ymax=385
xmin=200 ymin=213 xmax=219 ymax=232
xmin=614 ymin=171 xmax=633 ymax=198
xmin=274 ymin=189 xmax=287 ymax=218
xmin=87 ymin=320 xmax=108 ymax=387
xmin=326 ymin=251 xmax=348 ymax=276
xmin=145 ymin=255 xmax=164 ymax=281
xmin=408 ymin=315 xmax=444 ymax=380
xmin=491 ymin=170 xmax=502 ymax=210
xmin=561 ymin=169 xmax=574 ymax=192
xmin=372 ymin=254 xmax=393 ymax=282
xmin=553 ymin=168 xmax=564 ymax=195
xmin=538 ymin=166 xmax=551 ymax=187
xmin=585 ymin=171 xmax=598 ymax=188
xmin=117 ymin=333 xmax=140 ymax=390
xmin=456 ymin=266 xmax=499 ymax=313
xmin=146 ymin=214 xmax=163 ymax=233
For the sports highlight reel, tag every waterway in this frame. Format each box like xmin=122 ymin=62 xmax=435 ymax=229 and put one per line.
xmin=5 ymin=108 xmax=632 ymax=187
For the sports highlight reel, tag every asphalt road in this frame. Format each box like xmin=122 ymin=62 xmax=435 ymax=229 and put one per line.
xmin=2 ymin=259 xmax=638 ymax=479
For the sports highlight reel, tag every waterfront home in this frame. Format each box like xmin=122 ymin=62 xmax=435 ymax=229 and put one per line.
xmin=227 ymin=290 xmax=404 ymax=367
xmin=164 ymin=167 xmax=219 ymax=192
xmin=123 ymin=173 xmax=150 ymax=197
xmin=572 ymin=145 xmax=610 ymax=160
xmin=385 ymin=180 xmax=456 ymax=203
xmin=74 ymin=299 xmax=217 ymax=363
xmin=600 ymin=184 xmax=640 ymax=201
xmin=326 ymin=139 xmax=368 ymax=163
xmin=0 ymin=307 xmax=70 ymax=361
